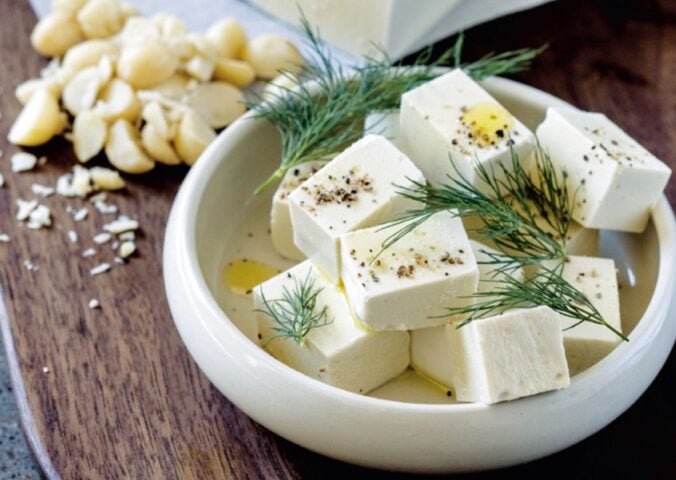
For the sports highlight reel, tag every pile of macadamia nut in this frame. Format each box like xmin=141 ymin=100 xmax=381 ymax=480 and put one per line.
xmin=9 ymin=0 xmax=304 ymax=174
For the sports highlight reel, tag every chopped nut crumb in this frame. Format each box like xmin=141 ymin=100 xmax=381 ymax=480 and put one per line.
xmin=90 ymin=262 xmax=111 ymax=276
xmin=73 ymin=207 xmax=89 ymax=221
xmin=31 ymin=183 xmax=55 ymax=197
xmin=11 ymin=152 xmax=38 ymax=172
xmin=103 ymin=215 xmax=139 ymax=234
xmin=93 ymin=232 xmax=112 ymax=244
xmin=119 ymin=240 xmax=136 ymax=258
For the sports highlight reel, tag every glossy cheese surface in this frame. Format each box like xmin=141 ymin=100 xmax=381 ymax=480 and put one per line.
xmin=254 ymin=260 xmax=410 ymax=394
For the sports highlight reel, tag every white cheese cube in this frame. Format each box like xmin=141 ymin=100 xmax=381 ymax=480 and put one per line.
xmin=288 ymin=135 xmax=425 ymax=282
xmin=254 ymin=260 xmax=410 ymax=394
xmin=448 ymin=306 xmax=570 ymax=403
xmin=364 ymin=110 xmax=400 ymax=148
xmin=270 ymin=161 xmax=326 ymax=260
xmin=399 ymin=69 xmax=535 ymax=191
xmin=340 ymin=211 xmax=478 ymax=331
xmin=411 ymin=240 xmax=524 ymax=386
xmin=543 ymin=255 xmax=622 ymax=375
xmin=536 ymin=108 xmax=671 ymax=233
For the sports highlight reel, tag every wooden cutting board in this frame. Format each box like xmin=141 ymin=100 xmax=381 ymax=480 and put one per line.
xmin=1 ymin=0 xmax=674 ymax=478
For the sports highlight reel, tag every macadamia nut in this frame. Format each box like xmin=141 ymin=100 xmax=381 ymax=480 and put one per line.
xmin=244 ymin=34 xmax=304 ymax=80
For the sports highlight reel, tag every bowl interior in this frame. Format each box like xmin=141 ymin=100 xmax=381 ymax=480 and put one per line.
xmin=191 ymin=80 xmax=660 ymax=404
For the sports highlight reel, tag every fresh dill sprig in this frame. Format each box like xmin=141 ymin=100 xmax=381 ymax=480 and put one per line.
xmin=446 ymin=263 xmax=627 ymax=341
xmin=377 ymin=144 xmax=626 ymax=341
xmin=379 ymin=143 xmax=572 ymax=271
xmin=256 ymin=271 xmax=333 ymax=345
xmin=248 ymin=18 xmax=546 ymax=194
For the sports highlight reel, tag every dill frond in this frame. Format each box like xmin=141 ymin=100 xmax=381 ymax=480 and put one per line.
xmin=248 ymin=19 xmax=546 ymax=194
xmin=379 ymin=143 xmax=570 ymax=269
xmin=448 ymin=264 xmax=627 ymax=341
xmin=378 ymin=144 xmax=626 ymax=341
xmin=256 ymin=271 xmax=333 ymax=345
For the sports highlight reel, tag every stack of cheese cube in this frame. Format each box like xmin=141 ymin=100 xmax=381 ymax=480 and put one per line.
xmin=254 ymin=69 xmax=671 ymax=402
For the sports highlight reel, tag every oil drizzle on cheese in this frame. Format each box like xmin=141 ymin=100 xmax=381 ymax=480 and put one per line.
xmin=336 ymin=283 xmax=375 ymax=333
xmin=461 ymin=102 xmax=514 ymax=148
xmin=223 ymin=258 xmax=279 ymax=295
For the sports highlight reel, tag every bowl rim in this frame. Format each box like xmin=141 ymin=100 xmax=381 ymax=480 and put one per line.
xmin=170 ymin=75 xmax=676 ymax=413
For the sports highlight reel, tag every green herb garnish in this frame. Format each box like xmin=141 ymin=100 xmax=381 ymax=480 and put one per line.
xmin=248 ymin=19 xmax=545 ymax=194
xmin=378 ymin=144 xmax=627 ymax=341
xmin=256 ymin=271 xmax=333 ymax=345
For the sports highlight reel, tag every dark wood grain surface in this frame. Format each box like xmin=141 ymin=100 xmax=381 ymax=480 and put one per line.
xmin=0 ymin=0 xmax=674 ymax=478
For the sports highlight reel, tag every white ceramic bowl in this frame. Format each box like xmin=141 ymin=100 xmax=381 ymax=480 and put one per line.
xmin=163 ymin=77 xmax=676 ymax=473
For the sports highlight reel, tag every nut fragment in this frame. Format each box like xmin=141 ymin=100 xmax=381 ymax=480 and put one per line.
xmin=8 ymin=89 xmax=64 ymax=146
xmin=144 ymin=74 xmax=189 ymax=101
xmin=27 ymin=205 xmax=52 ymax=229
xmin=205 ymin=18 xmax=247 ymax=59
xmin=184 ymin=55 xmax=215 ymax=82
xmin=151 ymin=13 xmax=187 ymax=37
xmin=72 ymin=165 xmax=94 ymax=197
xmin=15 ymin=77 xmax=62 ymax=105
xmin=213 ymin=58 xmax=255 ymax=87
xmin=90 ymin=262 xmax=111 ymax=276
xmin=187 ymin=33 xmax=218 ymax=60
xmin=62 ymin=65 xmax=104 ymax=115
xmin=105 ymin=120 xmax=155 ymax=174
xmin=263 ymin=73 xmax=298 ymax=101
xmin=31 ymin=12 xmax=83 ymax=57
xmin=96 ymin=78 xmax=140 ymax=122
xmin=16 ymin=199 xmax=38 ymax=221
xmin=244 ymin=34 xmax=304 ymax=80
xmin=117 ymin=42 xmax=179 ymax=89
xmin=185 ymin=82 xmax=246 ymax=129
xmin=90 ymin=166 xmax=126 ymax=190
xmin=118 ymin=240 xmax=136 ymax=258
xmin=174 ymin=110 xmax=216 ymax=165
xmin=103 ymin=215 xmax=139 ymax=233
xmin=141 ymin=124 xmax=180 ymax=165
xmin=11 ymin=152 xmax=38 ymax=172
xmin=73 ymin=110 xmax=107 ymax=162
xmin=141 ymin=101 xmax=169 ymax=138
xmin=76 ymin=0 xmax=125 ymax=39
xmin=62 ymin=39 xmax=118 ymax=74
xmin=31 ymin=184 xmax=55 ymax=197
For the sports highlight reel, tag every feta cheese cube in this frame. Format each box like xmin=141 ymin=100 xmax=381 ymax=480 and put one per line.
xmin=364 ymin=110 xmax=400 ymax=148
xmin=340 ymin=211 xmax=478 ymax=331
xmin=543 ymin=255 xmax=622 ymax=375
xmin=254 ymin=260 xmax=410 ymax=394
xmin=411 ymin=240 xmax=524 ymax=386
xmin=448 ymin=306 xmax=570 ymax=403
xmin=288 ymin=135 xmax=425 ymax=282
xmin=399 ymin=69 xmax=535 ymax=191
xmin=270 ymin=161 xmax=326 ymax=260
xmin=536 ymin=108 xmax=671 ymax=232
